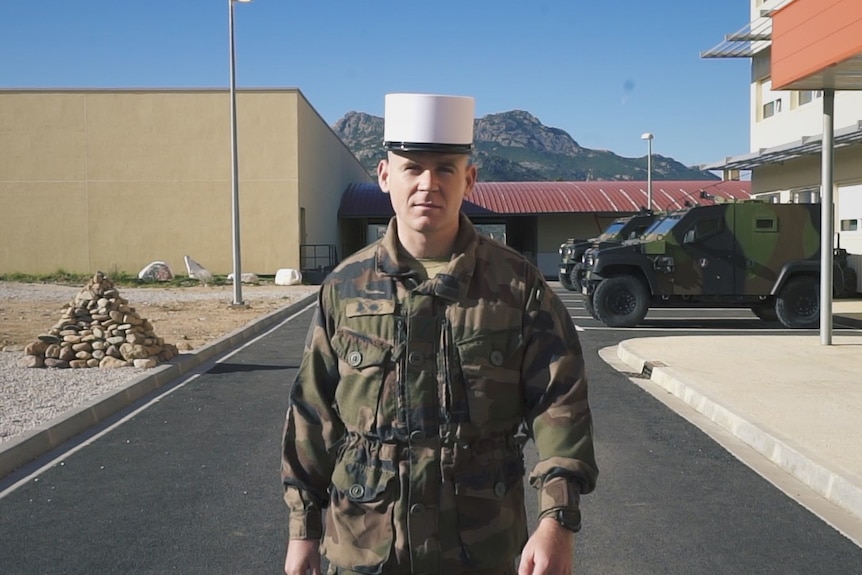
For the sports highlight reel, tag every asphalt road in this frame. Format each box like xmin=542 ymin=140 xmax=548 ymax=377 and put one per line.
xmin=551 ymin=286 xmax=862 ymax=574
xmin=0 ymin=304 xmax=312 ymax=575
xmin=1 ymin=287 xmax=861 ymax=574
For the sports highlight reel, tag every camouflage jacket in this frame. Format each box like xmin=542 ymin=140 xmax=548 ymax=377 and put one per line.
xmin=282 ymin=215 xmax=597 ymax=575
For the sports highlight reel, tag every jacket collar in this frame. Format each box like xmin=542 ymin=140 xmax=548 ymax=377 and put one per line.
xmin=375 ymin=214 xmax=478 ymax=302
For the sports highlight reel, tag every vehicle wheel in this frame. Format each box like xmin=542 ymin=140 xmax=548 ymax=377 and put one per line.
xmin=592 ymin=276 xmax=649 ymax=327
xmin=832 ymin=264 xmax=847 ymax=298
xmin=584 ymin=293 xmax=599 ymax=320
xmin=775 ymin=276 xmax=819 ymax=329
xmin=569 ymin=263 xmax=583 ymax=292
xmin=841 ymin=267 xmax=858 ymax=297
xmin=750 ymin=302 xmax=778 ymax=323
xmin=559 ymin=268 xmax=574 ymax=290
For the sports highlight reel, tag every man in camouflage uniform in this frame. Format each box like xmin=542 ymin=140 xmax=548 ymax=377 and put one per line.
xmin=282 ymin=93 xmax=598 ymax=575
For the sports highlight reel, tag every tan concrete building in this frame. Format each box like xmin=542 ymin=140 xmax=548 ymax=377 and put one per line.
xmin=0 ymin=88 xmax=371 ymax=277
xmin=2 ymin=88 xmax=751 ymax=282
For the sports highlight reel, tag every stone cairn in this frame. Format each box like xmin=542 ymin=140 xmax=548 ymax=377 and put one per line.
xmin=20 ymin=272 xmax=179 ymax=369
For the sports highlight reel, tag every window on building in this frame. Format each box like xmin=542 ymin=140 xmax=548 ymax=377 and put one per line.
xmin=758 ymin=78 xmax=785 ymax=121
xmin=366 ymin=223 xmax=388 ymax=245
xmin=759 ymin=192 xmax=780 ymax=204
xmin=791 ymin=189 xmax=820 ymax=204
xmin=474 ymin=223 xmax=507 ymax=243
xmin=763 ymin=98 xmax=782 ymax=118
xmin=841 ymin=219 xmax=859 ymax=232
xmin=799 ymin=90 xmax=822 ymax=106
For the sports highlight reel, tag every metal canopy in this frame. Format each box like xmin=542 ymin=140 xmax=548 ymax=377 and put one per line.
xmin=703 ymin=121 xmax=862 ymax=171
xmin=700 ymin=18 xmax=773 ymax=59
xmin=704 ymin=2 xmax=862 ymax=89
xmin=777 ymin=54 xmax=862 ymax=91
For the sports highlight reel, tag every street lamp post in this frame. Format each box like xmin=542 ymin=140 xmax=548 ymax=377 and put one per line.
xmin=229 ymin=0 xmax=252 ymax=307
xmin=641 ymin=132 xmax=654 ymax=211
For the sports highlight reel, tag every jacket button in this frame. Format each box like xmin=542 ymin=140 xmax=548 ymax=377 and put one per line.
xmin=347 ymin=351 xmax=362 ymax=367
xmin=348 ymin=484 xmax=365 ymax=499
xmin=408 ymin=351 xmax=423 ymax=366
xmin=490 ymin=350 xmax=504 ymax=366
xmin=494 ymin=482 xmax=506 ymax=498
xmin=410 ymin=504 xmax=424 ymax=515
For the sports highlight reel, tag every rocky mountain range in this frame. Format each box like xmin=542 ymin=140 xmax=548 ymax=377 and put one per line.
xmin=332 ymin=110 xmax=718 ymax=182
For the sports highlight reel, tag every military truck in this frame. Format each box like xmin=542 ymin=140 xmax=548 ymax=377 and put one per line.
xmin=558 ymin=210 xmax=656 ymax=291
xmin=579 ymin=201 xmax=858 ymax=328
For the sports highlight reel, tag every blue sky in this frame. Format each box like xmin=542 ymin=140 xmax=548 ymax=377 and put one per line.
xmin=1 ymin=0 xmax=752 ymax=168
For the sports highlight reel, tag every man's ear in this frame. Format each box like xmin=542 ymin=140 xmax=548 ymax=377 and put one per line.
xmin=464 ymin=162 xmax=477 ymax=196
xmin=377 ymin=159 xmax=390 ymax=193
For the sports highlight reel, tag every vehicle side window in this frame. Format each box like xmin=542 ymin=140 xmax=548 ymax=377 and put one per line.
xmin=683 ymin=217 xmax=723 ymax=244
xmin=754 ymin=216 xmax=778 ymax=232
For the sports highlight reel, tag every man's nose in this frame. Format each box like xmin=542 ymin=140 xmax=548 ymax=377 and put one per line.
xmin=418 ymin=169 xmax=437 ymax=191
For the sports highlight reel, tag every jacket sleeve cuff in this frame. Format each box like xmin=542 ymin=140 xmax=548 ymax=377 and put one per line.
xmin=284 ymin=486 xmax=324 ymax=540
xmin=536 ymin=476 xmax=581 ymax=516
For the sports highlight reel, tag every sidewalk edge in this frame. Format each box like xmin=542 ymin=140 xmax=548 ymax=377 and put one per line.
xmin=616 ymin=339 xmax=862 ymax=523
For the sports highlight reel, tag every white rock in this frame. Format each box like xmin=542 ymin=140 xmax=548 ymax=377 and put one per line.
xmin=137 ymin=261 xmax=174 ymax=282
xmin=275 ymin=268 xmax=303 ymax=286
xmin=184 ymin=255 xmax=213 ymax=284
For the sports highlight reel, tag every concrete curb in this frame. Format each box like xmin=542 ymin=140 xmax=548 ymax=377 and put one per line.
xmin=0 ymin=293 xmax=318 ymax=480
xmin=616 ymin=337 xmax=862 ymax=524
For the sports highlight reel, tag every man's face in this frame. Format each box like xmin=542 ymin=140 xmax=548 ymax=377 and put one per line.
xmin=377 ymin=151 xmax=476 ymax=239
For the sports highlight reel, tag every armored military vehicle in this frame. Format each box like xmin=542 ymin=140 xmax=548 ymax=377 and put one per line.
xmin=579 ymin=201 xmax=858 ymax=329
xmin=558 ymin=211 xmax=656 ymax=291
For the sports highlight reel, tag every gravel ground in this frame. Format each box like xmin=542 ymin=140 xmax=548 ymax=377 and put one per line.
xmin=0 ymin=351 xmax=151 ymax=443
xmin=0 ymin=282 xmax=318 ymax=445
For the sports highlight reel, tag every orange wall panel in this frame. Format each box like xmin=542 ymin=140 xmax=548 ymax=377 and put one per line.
xmin=772 ymin=0 xmax=862 ymax=88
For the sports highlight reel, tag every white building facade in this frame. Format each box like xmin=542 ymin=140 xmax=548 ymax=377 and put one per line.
xmin=704 ymin=0 xmax=862 ymax=258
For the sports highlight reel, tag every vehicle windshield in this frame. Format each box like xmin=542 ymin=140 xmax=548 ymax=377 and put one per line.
xmin=641 ymin=218 xmax=665 ymax=235
xmin=641 ymin=214 xmax=683 ymax=240
xmin=597 ymin=220 xmax=627 ymax=241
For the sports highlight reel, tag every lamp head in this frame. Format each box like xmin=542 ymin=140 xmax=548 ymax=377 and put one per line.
xmin=641 ymin=132 xmax=654 ymax=140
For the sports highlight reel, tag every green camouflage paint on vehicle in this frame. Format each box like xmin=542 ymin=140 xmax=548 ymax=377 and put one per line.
xmin=558 ymin=210 xmax=657 ymax=291
xmin=580 ymin=200 xmax=857 ymax=329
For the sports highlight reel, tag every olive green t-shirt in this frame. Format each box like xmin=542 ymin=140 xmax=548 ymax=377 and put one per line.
xmin=397 ymin=244 xmax=449 ymax=281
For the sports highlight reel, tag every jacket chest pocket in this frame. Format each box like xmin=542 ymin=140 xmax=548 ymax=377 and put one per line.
xmin=331 ymin=326 xmax=394 ymax=432
xmin=455 ymin=330 xmax=523 ymax=427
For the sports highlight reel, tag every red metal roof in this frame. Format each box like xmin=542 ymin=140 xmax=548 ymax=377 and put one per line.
xmin=339 ymin=180 xmax=751 ymax=218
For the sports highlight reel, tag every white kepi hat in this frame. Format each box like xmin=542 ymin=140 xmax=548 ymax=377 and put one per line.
xmin=383 ymin=93 xmax=475 ymax=154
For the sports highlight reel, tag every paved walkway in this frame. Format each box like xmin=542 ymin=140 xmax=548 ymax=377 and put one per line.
xmin=615 ymin=300 xmax=862 ymax=544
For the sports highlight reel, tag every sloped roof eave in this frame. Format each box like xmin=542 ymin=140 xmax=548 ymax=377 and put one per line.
xmin=339 ymin=181 xmax=752 ymax=218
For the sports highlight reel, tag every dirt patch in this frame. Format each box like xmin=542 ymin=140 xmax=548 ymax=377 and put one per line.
xmin=0 ymin=282 xmax=319 ymax=352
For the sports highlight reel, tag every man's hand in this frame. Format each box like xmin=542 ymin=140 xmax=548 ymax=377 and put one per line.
xmin=284 ymin=539 xmax=321 ymax=575
xmin=518 ymin=517 xmax=575 ymax=575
